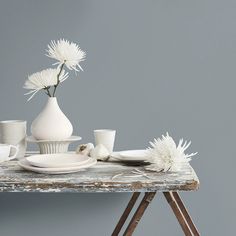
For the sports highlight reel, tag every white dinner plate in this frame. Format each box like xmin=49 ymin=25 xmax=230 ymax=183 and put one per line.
xmin=18 ymin=158 xmax=97 ymax=174
xmin=26 ymin=153 xmax=90 ymax=168
xmin=111 ymin=150 xmax=150 ymax=162
xmin=119 ymin=150 xmax=149 ymax=161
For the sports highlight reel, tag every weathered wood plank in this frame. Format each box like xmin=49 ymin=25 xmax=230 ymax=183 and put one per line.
xmin=0 ymin=160 xmax=199 ymax=193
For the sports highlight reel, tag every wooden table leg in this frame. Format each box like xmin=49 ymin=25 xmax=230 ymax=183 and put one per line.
xmin=112 ymin=192 xmax=141 ymax=236
xmin=163 ymin=192 xmax=193 ymax=236
xmin=172 ymin=192 xmax=200 ymax=236
xmin=123 ymin=192 xmax=157 ymax=236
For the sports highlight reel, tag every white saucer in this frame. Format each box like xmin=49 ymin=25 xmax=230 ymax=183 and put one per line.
xmin=26 ymin=136 xmax=82 ymax=143
xmin=18 ymin=158 xmax=97 ymax=174
xmin=26 ymin=153 xmax=90 ymax=168
xmin=111 ymin=150 xmax=150 ymax=162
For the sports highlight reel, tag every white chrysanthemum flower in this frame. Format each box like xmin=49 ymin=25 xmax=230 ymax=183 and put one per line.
xmin=46 ymin=39 xmax=86 ymax=71
xmin=24 ymin=68 xmax=68 ymax=101
xmin=146 ymin=133 xmax=197 ymax=172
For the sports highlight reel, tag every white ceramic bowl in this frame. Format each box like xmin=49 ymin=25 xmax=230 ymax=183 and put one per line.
xmin=26 ymin=136 xmax=82 ymax=154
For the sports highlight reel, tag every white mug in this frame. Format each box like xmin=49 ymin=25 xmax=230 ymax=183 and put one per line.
xmin=0 ymin=144 xmax=19 ymax=163
xmin=0 ymin=120 xmax=27 ymax=159
xmin=94 ymin=129 xmax=116 ymax=153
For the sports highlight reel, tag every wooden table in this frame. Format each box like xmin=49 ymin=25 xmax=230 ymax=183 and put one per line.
xmin=0 ymin=160 xmax=200 ymax=236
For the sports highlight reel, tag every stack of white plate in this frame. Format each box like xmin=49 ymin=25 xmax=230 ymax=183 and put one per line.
xmin=111 ymin=150 xmax=150 ymax=163
xmin=18 ymin=154 xmax=97 ymax=174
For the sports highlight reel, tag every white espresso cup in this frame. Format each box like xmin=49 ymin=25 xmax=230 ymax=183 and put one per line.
xmin=94 ymin=129 xmax=116 ymax=153
xmin=0 ymin=144 xmax=19 ymax=163
xmin=0 ymin=120 xmax=27 ymax=159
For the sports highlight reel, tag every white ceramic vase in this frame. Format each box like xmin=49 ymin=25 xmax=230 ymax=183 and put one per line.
xmin=31 ymin=97 xmax=73 ymax=140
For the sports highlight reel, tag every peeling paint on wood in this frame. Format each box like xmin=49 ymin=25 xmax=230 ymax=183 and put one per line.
xmin=0 ymin=160 xmax=199 ymax=193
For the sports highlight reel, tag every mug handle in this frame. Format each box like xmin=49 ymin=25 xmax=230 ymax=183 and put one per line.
xmin=8 ymin=145 xmax=19 ymax=160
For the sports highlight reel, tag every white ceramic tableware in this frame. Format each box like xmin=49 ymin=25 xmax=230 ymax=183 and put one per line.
xmin=0 ymin=120 xmax=26 ymax=159
xmin=31 ymin=97 xmax=73 ymax=140
xmin=0 ymin=144 xmax=19 ymax=163
xmin=26 ymin=153 xmax=90 ymax=168
xmin=111 ymin=150 xmax=150 ymax=162
xmin=18 ymin=157 xmax=97 ymax=174
xmin=94 ymin=129 xmax=116 ymax=153
xmin=119 ymin=150 xmax=149 ymax=160
xmin=26 ymin=136 xmax=82 ymax=154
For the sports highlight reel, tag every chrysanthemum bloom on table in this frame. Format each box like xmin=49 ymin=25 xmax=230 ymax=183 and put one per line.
xmin=146 ymin=133 xmax=197 ymax=172
xmin=24 ymin=68 xmax=68 ymax=101
xmin=46 ymin=39 xmax=86 ymax=71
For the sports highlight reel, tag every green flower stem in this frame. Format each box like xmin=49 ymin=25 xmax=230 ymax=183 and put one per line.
xmin=53 ymin=62 xmax=65 ymax=97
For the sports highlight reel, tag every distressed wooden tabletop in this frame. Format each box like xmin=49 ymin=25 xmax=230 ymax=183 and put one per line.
xmin=0 ymin=158 xmax=199 ymax=193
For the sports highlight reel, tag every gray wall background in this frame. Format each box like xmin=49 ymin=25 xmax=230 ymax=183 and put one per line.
xmin=0 ymin=0 xmax=235 ymax=235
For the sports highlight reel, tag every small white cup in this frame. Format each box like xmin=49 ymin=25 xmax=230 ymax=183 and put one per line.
xmin=0 ymin=144 xmax=19 ymax=163
xmin=94 ymin=129 xmax=116 ymax=154
xmin=0 ymin=120 xmax=26 ymax=159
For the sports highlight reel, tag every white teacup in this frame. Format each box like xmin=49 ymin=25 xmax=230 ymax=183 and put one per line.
xmin=0 ymin=120 xmax=26 ymax=159
xmin=0 ymin=144 xmax=19 ymax=163
xmin=94 ymin=129 xmax=116 ymax=154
